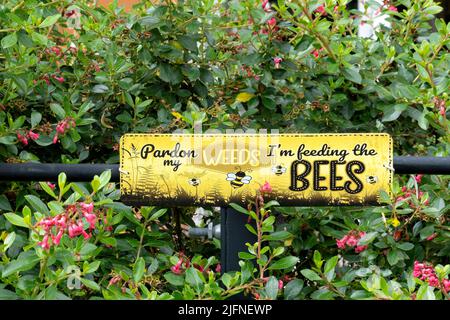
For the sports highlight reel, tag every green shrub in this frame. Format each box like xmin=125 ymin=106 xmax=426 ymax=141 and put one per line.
xmin=0 ymin=0 xmax=448 ymax=299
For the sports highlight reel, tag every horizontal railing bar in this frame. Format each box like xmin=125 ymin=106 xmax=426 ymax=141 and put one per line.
xmin=0 ymin=157 xmax=448 ymax=182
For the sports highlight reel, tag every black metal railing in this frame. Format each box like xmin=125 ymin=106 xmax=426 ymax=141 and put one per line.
xmin=0 ymin=156 xmax=449 ymax=182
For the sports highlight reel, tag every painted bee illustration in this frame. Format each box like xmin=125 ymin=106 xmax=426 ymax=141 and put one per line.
xmin=366 ymin=175 xmax=378 ymax=184
xmin=272 ymin=164 xmax=287 ymax=176
xmin=226 ymin=170 xmax=252 ymax=189
xmin=188 ymin=178 xmax=201 ymax=186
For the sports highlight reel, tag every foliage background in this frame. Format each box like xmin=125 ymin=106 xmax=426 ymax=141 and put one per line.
xmin=0 ymin=0 xmax=449 ymax=299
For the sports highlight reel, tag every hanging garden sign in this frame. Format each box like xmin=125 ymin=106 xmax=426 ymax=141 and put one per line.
xmin=119 ymin=133 xmax=393 ymax=206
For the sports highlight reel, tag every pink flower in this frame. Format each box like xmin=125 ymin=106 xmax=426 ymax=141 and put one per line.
xmin=260 ymin=181 xmax=272 ymax=193
xmin=194 ymin=264 xmax=205 ymax=272
xmin=52 ymin=75 xmax=65 ymax=83
xmin=80 ymin=202 xmax=94 ymax=214
xmin=81 ymin=229 xmax=91 ymax=239
xmin=262 ymin=0 xmax=271 ymax=12
xmin=413 ymin=261 xmax=443 ymax=288
xmin=17 ymin=132 xmax=28 ymax=146
xmin=426 ymin=233 xmax=437 ymax=241
xmin=53 ymin=133 xmax=59 ymax=144
xmin=388 ymin=5 xmax=398 ymax=12
xmin=337 ymin=231 xmax=367 ymax=253
xmin=443 ymin=279 xmax=450 ymax=293
xmin=346 ymin=236 xmax=358 ymax=247
xmin=336 ymin=238 xmax=346 ymax=249
xmin=355 ymin=245 xmax=368 ymax=253
xmin=68 ymin=224 xmax=76 ymax=238
xmin=171 ymin=260 xmax=183 ymax=274
xmin=440 ymin=106 xmax=446 ymax=117
xmin=52 ymin=229 xmax=64 ymax=245
xmin=273 ymin=57 xmax=283 ymax=69
xmin=267 ymin=17 xmax=277 ymax=27
xmin=278 ymin=279 xmax=284 ymax=290
xmin=56 ymin=123 xmax=65 ymax=134
xmin=428 ymin=275 xmax=439 ymax=287
xmin=414 ymin=174 xmax=423 ymax=183
xmin=215 ymin=263 xmax=221 ymax=273
xmin=27 ymin=130 xmax=40 ymax=140
xmin=84 ymin=213 xmax=97 ymax=230
xmin=311 ymin=49 xmax=320 ymax=58
xmin=47 ymin=182 xmax=56 ymax=189
xmin=315 ymin=5 xmax=326 ymax=15
xmin=39 ymin=234 xmax=51 ymax=250
xmin=50 ymin=46 xmax=62 ymax=56
xmin=108 ymin=276 xmax=120 ymax=286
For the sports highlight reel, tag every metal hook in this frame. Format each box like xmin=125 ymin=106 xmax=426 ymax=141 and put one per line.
xmin=383 ymin=163 xmax=395 ymax=172
xmin=118 ymin=168 xmax=129 ymax=175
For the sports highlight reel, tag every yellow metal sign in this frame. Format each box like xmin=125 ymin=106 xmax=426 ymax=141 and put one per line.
xmin=120 ymin=133 xmax=393 ymax=206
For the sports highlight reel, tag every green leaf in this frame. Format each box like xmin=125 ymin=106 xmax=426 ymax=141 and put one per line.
xmin=50 ymin=103 xmax=66 ymax=119
xmin=80 ymin=278 xmax=100 ymax=291
xmin=58 ymin=172 xmax=67 ymax=191
xmin=343 ymin=66 xmax=362 ymax=84
xmin=263 ymin=200 xmax=280 ymax=208
xmin=39 ymin=182 xmax=57 ymax=199
xmin=387 ymin=249 xmax=399 ymax=265
xmin=324 ymin=256 xmax=339 ymax=274
xmin=4 ymin=213 xmax=29 ymax=228
xmin=0 ymin=136 xmax=16 ymax=145
xmin=0 ymin=194 xmax=12 ymax=211
xmin=284 ymin=279 xmax=304 ymax=300
xmin=185 ymin=267 xmax=204 ymax=292
xmin=263 ymin=231 xmax=292 ymax=241
xmin=164 ymin=272 xmax=184 ymax=286
xmin=397 ymin=242 xmax=414 ymax=251
xmin=30 ymin=32 xmax=47 ymax=46
xmin=324 ymin=256 xmax=338 ymax=281
xmin=39 ymin=14 xmax=61 ymax=28
xmin=238 ymin=252 xmax=255 ymax=260
xmin=264 ymin=276 xmax=279 ymax=300
xmin=4 ymin=232 xmax=16 ymax=251
xmin=133 ymin=257 xmax=145 ymax=283
xmin=178 ymin=35 xmax=198 ymax=52
xmin=382 ymin=104 xmax=408 ymax=122
xmin=159 ymin=64 xmax=182 ymax=85
xmin=100 ymin=237 xmax=117 ymax=247
xmin=268 ymin=256 xmax=299 ymax=270
xmin=313 ymin=250 xmax=323 ymax=269
xmin=300 ymin=269 xmax=322 ymax=282
xmin=2 ymin=251 xmax=40 ymax=277
xmin=358 ymin=232 xmax=378 ymax=245
xmin=149 ymin=208 xmax=167 ymax=221
xmin=229 ymin=203 xmax=249 ymax=214
xmin=221 ymin=273 xmax=232 ymax=289
xmin=31 ymin=111 xmax=42 ymax=128
xmin=92 ymin=84 xmax=109 ymax=94
xmin=25 ymin=195 xmax=49 ymax=215
xmin=272 ymin=247 xmax=285 ymax=257
xmin=84 ymin=261 xmax=101 ymax=274
xmin=245 ymin=224 xmax=257 ymax=235
xmin=140 ymin=15 xmax=161 ymax=28
xmin=0 ymin=288 xmax=19 ymax=300
xmin=1 ymin=33 xmax=17 ymax=49
xmin=147 ymin=258 xmax=159 ymax=275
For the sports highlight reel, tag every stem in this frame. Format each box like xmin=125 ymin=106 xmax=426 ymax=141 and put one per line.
xmin=298 ymin=1 xmax=337 ymax=61
xmin=31 ymin=255 xmax=48 ymax=298
xmin=135 ymin=218 xmax=148 ymax=262
xmin=254 ymin=196 xmax=264 ymax=279
xmin=172 ymin=208 xmax=184 ymax=252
